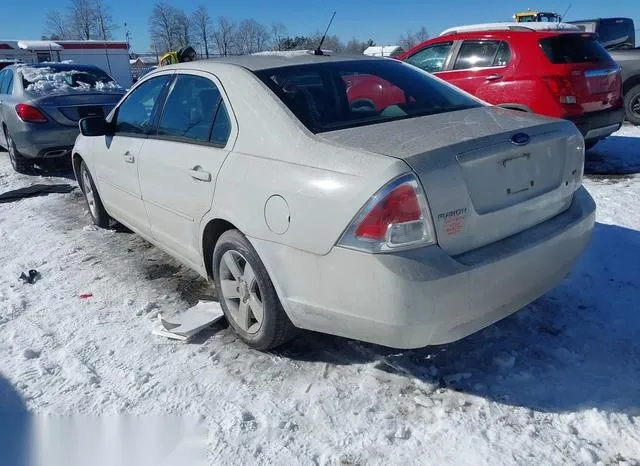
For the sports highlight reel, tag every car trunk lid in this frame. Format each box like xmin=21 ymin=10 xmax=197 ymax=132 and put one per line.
xmin=321 ymin=106 xmax=585 ymax=256
xmin=29 ymin=92 xmax=124 ymax=127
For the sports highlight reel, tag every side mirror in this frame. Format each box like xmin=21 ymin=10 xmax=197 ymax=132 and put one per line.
xmin=79 ymin=117 xmax=113 ymax=137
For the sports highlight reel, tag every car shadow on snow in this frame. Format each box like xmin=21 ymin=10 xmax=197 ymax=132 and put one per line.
xmin=585 ymin=135 xmax=640 ymax=175
xmin=281 ymin=222 xmax=640 ymax=415
xmin=0 ymin=374 xmax=30 ymax=466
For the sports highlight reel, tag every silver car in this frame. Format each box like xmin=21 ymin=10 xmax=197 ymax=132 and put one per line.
xmin=0 ymin=63 xmax=126 ymax=173
xmin=72 ymin=55 xmax=596 ymax=350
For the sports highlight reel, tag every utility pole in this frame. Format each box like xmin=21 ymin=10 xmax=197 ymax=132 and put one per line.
xmin=124 ymin=22 xmax=133 ymax=56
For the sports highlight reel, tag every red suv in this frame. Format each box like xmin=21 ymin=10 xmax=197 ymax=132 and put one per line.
xmin=398 ymin=27 xmax=625 ymax=148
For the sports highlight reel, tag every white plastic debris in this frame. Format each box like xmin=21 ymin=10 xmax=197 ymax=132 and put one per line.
xmin=153 ymin=301 xmax=224 ymax=341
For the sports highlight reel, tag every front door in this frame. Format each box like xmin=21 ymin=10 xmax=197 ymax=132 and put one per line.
xmin=93 ymin=74 xmax=172 ymax=235
xmin=138 ymin=72 xmax=235 ymax=265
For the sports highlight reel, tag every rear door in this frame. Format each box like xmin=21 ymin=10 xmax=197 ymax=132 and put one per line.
xmin=138 ymin=71 xmax=235 ymax=266
xmin=93 ymin=74 xmax=172 ymax=235
xmin=440 ymin=40 xmax=513 ymax=103
xmin=0 ymin=69 xmax=9 ymax=147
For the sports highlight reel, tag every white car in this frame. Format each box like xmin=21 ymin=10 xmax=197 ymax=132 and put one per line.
xmin=72 ymin=55 xmax=595 ymax=350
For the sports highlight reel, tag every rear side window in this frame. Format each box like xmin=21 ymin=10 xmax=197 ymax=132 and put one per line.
xmin=0 ymin=70 xmax=7 ymax=94
xmin=405 ymin=42 xmax=453 ymax=73
xmin=158 ymin=75 xmax=223 ymax=143
xmin=255 ymin=60 xmax=481 ymax=133
xmin=539 ymin=35 xmax=611 ymax=64
xmin=3 ymin=73 xmax=14 ymax=95
xmin=454 ymin=41 xmax=509 ymax=70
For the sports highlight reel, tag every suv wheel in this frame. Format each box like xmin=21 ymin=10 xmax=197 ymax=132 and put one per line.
xmin=624 ymin=84 xmax=640 ymax=126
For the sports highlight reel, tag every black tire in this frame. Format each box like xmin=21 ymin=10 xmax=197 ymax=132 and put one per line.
xmin=4 ymin=128 xmax=33 ymax=174
xmin=213 ymin=229 xmax=297 ymax=350
xmin=624 ymin=84 xmax=640 ymax=126
xmin=585 ymin=140 xmax=599 ymax=151
xmin=79 ymin=160 xmax=111 ymax=228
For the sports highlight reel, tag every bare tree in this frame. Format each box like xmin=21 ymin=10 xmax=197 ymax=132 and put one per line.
xmin=415 ymin=26 xmax=429 ymax=42
xmin=149 ymin=2 xmax=180 ymax=52
xmin=345 ymin=37 xmax=368 ymax=54
xmin=213 ymin=16 xmax=236 ymax=56
xmin=93 ymin=0 xmax=116 ymax=40
xmin=398 ymin=26 xmax=428 ymax=51
xmin=69 ymin=0 xmax=96 ymax=40
xmin=235 ymin=19 xmax=270 ymax=55
xmin=271 ymin=22 xmax=288 ymax=51
xmin=45 ymin=10 xmax=70 ymax=40
xmin=175 ymin=11 xmax=191 ymax=48
xmin=191 ymin=5 xmax=212 ymax=58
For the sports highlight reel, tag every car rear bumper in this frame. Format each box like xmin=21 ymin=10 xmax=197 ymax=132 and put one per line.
xmin=567 ymin=107 xmax=625 ymax=141
xmin=11 ymin=125 xmax=79 ymax=159
xmin=251 ymin=187 xmax=596 ymax=349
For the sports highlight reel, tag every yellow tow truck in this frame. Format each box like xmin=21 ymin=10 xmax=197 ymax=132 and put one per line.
xmin=513 ymin=9 xmax=562 ymax=23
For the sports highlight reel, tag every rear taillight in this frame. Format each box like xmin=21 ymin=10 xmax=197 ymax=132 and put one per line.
xmin=15 ymin=104 xmax=48 ymax=123
xmin=338 ymin=174 xmax=436 ymax=253
xmin=542 ymin=76 xmax=576 ymax=105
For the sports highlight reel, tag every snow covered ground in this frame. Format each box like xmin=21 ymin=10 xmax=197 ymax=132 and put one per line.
xmin=1 ymin=125 xmax=640 ymax=465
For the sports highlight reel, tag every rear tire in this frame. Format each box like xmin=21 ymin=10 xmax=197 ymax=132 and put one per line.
xmin=79 ymin=161 xmax=111 ymax=228
xmin=624 ymin=84 xmax=640 ymax=126
xmin=213 ymin=229 xmax=297 ymax=351
xmin=4 ymin=128 xmax=32 ymax=174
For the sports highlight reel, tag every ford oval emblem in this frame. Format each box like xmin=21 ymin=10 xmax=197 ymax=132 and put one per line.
xmin=511 ymin=133 xmax=530 ymax=146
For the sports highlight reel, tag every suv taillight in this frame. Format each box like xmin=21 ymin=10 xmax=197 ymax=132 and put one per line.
xmin=15 ymin=104 xmax=48 ymax=123
xmin=338 ymin=174 xmax=436 ymax=253
xmin=542 ymin=76 xmax=576 ymax=104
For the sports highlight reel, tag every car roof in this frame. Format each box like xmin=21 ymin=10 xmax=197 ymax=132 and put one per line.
xmin=166 ymin=53 xmax=384 ymax=72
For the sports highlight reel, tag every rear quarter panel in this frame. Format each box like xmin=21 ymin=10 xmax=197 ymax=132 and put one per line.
xmin=201 ymin=65 xmax=410 ymax=257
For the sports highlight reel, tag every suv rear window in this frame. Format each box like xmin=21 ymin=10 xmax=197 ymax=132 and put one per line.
xmin=598 ymin=18 xmax=635 ymax=49
xmin=255 ymin=60 xmax=481 ymax=133
xmin=539 ymin=35 xmax=611 ymax=64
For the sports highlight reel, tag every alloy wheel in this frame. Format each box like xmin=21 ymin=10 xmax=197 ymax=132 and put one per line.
xmin=81 ymin=167 xmax=98 ymax=219
xmin=219 ymin=250 xmax=265 ymax=334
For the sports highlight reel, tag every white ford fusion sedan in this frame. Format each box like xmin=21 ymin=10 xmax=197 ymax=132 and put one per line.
xmin=72 ymin=54 xmax=595 ymax=350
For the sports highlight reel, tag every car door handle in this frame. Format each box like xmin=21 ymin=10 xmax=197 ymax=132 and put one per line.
xmin=188 ymin=167 xmax=211 ymax=182
xmin=123 ymin=152 xmax=135 ymax=163
xmin=486 ymin=74 xmax=503 ymax=81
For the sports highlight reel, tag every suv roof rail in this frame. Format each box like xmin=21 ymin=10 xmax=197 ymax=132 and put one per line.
xmin=439 ymin=22 xmax=581 ymax=36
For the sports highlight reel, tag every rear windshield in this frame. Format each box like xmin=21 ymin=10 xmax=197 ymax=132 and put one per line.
xmin=255 ymin=60 xmax=481 ymax=133
xmin=539 ymin=35 xmax=611 ymax=64
xmin=598 ymin=18 xmax=635 ymax=50
xmin=20 ymin=65 xmax=120 ymax=94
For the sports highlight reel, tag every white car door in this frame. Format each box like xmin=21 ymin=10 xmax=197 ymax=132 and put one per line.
xmin=93 ymin=74 xmax=172 ymax=235
xmin=137 ymin=71 xmax=235 ymax=266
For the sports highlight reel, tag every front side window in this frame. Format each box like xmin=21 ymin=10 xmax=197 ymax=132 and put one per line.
xmin=255 ymin=59 xmax=481 ymax=133
xmin=157 ymin=75 xmax=225 ymax=144
xmin=453 ymin=41 xmax=502 ymax=70
xmin=115 ymin=75 xmax=170 ymax=135
xmin=0 ymin=70 xmax=7 ymax=94
xmin=405 ymin=42 xmax=453 ymax=73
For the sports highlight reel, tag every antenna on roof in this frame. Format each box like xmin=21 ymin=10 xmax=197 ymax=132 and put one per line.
xmin=559 ymin=3 xmax=572 ymax=23
xmin=315 ymin=11 xmax=336 ymax=56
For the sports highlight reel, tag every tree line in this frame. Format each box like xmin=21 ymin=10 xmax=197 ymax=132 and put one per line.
xmin=44 ymin=0 xmax=116 ymax=40
xmin=43 ymin=1 xmax=429 ymax=56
